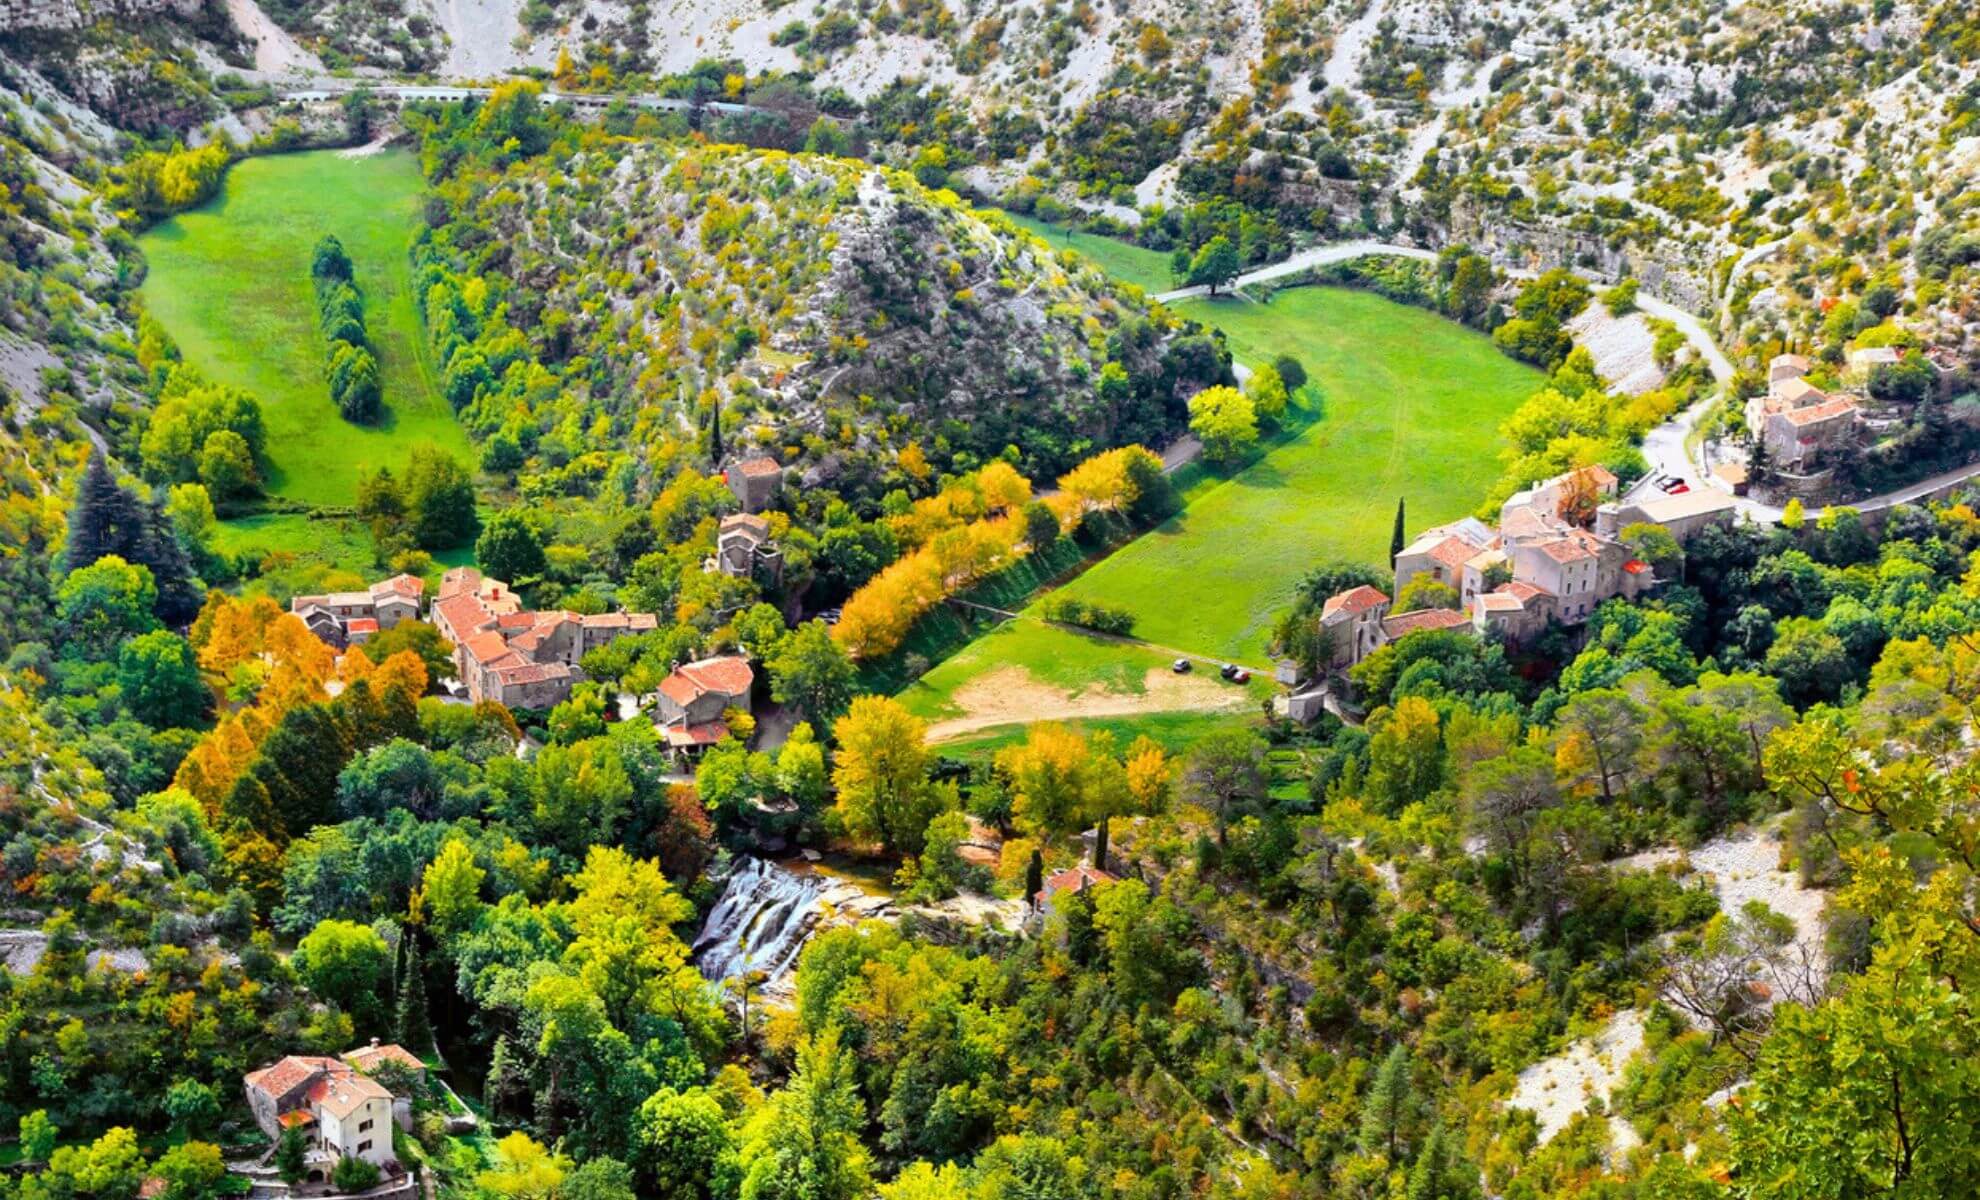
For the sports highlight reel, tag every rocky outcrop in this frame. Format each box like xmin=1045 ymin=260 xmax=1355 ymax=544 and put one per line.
xmin=1444 ymin=194 xmax=1717 ymax=315
xmin=0 ymin=0 xmax=204 ymax=32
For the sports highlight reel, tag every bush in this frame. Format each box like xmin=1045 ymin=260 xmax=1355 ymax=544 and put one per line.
xmin=1041 ymin=594 xmax=1135 ymax=635
xmin=331 ymin=1155 xmax=381 ymax=1193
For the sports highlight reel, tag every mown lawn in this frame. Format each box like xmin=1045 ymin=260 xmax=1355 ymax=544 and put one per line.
xmin=139 ymin=149 xmax=471 ymax=508
xmin=992 ymin=210 xmax=1176 ymax=295
xmin=1044 ymin=287 xmax=1542 ymax=661
xmin=896 ymin=619 xmax=1182 ymax=722
xmin=931 ymin=709 xmax=1265 ymax=767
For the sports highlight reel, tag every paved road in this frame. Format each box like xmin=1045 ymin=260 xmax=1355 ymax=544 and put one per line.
xmin=276 ymin=81 xmax=775 ymax=121
xmin=1153 ymin=241 xmax=1436 ymax=304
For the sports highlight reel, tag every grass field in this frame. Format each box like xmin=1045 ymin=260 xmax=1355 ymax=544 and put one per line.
xmin=993 ymin=210 xmax=1176 ymax=295
xmin=139 ymin=149 xmax=471 ymax=508
xmin=1048 ymin=287 xmax=1542 ymax=662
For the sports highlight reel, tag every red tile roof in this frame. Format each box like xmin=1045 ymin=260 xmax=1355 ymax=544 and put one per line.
xmin=1425 ymin=536 xmax=1475 ymax=569
xmin=461 ymin=631 xmax=516 ymax=666
xmin=244 ymin=1055 xmax=343 ymax=1100
xmin=346 ymin=1042 xmax=426 ymax=1075
xmin=1382 ymin=608 xmax=1471 ymax=638
xmin=345 ymin=618 xmax=379 ymax=635
xmin=495 ymin=662 xmax=577 ymax=686
xmin=1782 ymin=395 xmax=1858 ymax=425
xmin=370 ymin=573 xmax=424 ymax=600
xmin=1035 ymin=863 xmax=1116 ymax=905
xmin=660 ymin=656 xmax=755 ymax=707
xmin=734 ymin=456 xmax=782 ymax=478
xmin=1322 ymin=585 xmax=1390 ymax=618
xmin=663 ymin=721 xmax=729 ymax=748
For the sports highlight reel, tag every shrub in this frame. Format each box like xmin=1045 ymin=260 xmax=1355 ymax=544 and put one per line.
xmin=331 ymin=1155 xmax=381 ymax=1193
xmin=1041 ymin=594 xmax=1135 ymax=635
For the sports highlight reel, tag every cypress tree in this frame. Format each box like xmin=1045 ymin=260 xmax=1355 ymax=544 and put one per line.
xmin=1389 ymin=497 xmax=1407 ymax=565
xmin=1092 ymin=817 xmax=1109 ymax=872
xmin=1024 ymin=848 xmax=1044 ymax=907
xmin=396 ymin=938 xmax=434 ymax=1055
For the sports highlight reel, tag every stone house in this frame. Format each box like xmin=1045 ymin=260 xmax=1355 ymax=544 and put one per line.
xmin=710 ymin=513 xmax=783 ymax=586
xmin=1745 ymin=353 xmax=1861 ymax=473
xmin=434 ymin=567 xmax=655 ymax=709
xmin=1320 ymin=585 xmax=1391 ymax=668
xmin=655 ymin=655 xmax=756 ymax=751
xmin=290 ymin=574 xmax=425 ymax=649
xmin=243 ymin=1049 xmax=406 ymax=1174
xmin=726 ymin=456 xmax=784 ymax=513
xmin=1033 ymin=863 xmax=1116 ymax=924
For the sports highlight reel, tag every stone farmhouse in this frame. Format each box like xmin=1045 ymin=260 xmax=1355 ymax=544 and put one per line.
xmin=1746 ymin=353 xmax=1860 ymax=476
xmin=430 ymin=567 xmax=657 ymax=709
xmin=1319 ymin=465 xmax=1736 ymax=672
xmin=290 ymin=574 xmax=424 ymax=651
xmin=243 ymin=1041 xmax=425 ymax=1176
xmin=708 ymin=513 xmax=783 ymax=586
xmin=654 ymin=654 xmax=755 ymax=753
xmin=725 ymin=455 xmax=784 ymax=513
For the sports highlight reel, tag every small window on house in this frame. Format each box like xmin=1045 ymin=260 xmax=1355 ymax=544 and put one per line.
xmin=357 ymin=1140 xmax=372 ymax=1154
xmin=358 ymin=1119 xmax=372 ymax=1132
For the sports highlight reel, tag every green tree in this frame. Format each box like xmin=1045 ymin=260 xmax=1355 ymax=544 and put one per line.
xmin=275 ymin=1125 xmax=308 ymax=1184
xmin=1181 ymin=728 xmax=1267 ymax=844
xmin=295 ymin=918 xmax=392 ymax=1032
xmin=1244 ymin=362 xmax=1289 ymax=424
xmin=1360 ymin=1044 xmax=1420 ymax=1161
xmin=1390 ymin=496 xmax=1407 ymax=563
xmin=197 ymin=430 xmax=259 ymax=500
xmin=635 ymin=1087 xmax=739 ymax=1200
xmin=153 ymin=1142 xmax=227 ymax=1200
xmin=364 ymin=620 xmax=455 ymax=682
xmin=405 ymin=446 xmax=478 ymax=550
xmin=769 ymin=620 xmax=856 ymax=726
xmin=19 ymin=1110 xmax=57 ymax=1163
xmin=739 ymin=1027 xmax=872 ymax=1200
xmin=477 ymin=509 xmax=548 ymax=581
xmin=163 ymin=1078 xmax=221 ymax=1137
xmin=414 ymin=838 xmax=487 ymax=941
xmin=1186 ymin=235 xmax=1241 ymax=293
xmin=57 ymin=556 xmax=160 ymax=661
xmin=118 ymin=630 xmax=208 ymax=728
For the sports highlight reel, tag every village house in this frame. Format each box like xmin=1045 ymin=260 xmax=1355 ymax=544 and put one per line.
xmin=1032 ymin=862 xmax=1116 ymax=924
xmin=1745 ymin=353 xmax=1861 ymax=474
xmin=708 ymin=512 xmax=784 ymax=586
xmin=243 ymin=1043 xmax=421 ymax=1176
xmin=430 ymin=567 xmax=657 ymax=709
xmin=654 ymin=654 xmax=756 ymax=753
xmin=1307 ymin=463 xmax=1739 ymax=683
xmin=725 ymin=455 xmax=784 ymax=513
xmin=290 ymin=574 xmax=425 ymax=650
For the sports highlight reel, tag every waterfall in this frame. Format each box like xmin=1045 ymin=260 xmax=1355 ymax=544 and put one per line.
xmin=692 ymin=858 xmax=833 ymax=985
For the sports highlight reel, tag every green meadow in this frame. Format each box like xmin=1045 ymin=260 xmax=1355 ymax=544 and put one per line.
xmin=1051 ymin=286 xmax=1542 ymax=662
xmin=139 ymin=149 xmax=471 ymax=510
xmin=994 ymin=210 xmax=1177 ymax=295
xmin=898 ymin=231 xmax=1540 ymax=733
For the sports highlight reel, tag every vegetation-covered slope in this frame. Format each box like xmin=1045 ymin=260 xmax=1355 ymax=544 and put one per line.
xmin=415 ymin=117 xmax=1228 ymax=497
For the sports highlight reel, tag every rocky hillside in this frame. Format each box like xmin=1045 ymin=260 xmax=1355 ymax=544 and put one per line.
xmin=420 ymin=134 xmax=1226 ymax=497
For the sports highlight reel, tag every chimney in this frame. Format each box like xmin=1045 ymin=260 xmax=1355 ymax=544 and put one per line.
xmin=370 ymin=1037 xmax=380 ymax=1048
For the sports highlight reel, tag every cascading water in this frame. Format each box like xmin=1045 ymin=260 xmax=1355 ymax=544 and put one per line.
xmin=692 ymin=857 xmax=833 ymax=985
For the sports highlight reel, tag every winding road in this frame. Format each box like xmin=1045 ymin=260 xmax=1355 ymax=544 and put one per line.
xmin=1158 ymin=239 xmax=1980 ymax=523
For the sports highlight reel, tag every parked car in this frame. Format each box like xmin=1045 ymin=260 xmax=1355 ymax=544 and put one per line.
xmin=1231 ymin=668 xmax=1251 ymax=684
xmin=1171 ymin=658 xmax=1192 ymax=674
xmin=1219 ymin=663 xmax=1238 ymax=680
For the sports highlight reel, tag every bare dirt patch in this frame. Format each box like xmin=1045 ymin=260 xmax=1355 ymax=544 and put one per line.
xmin=1509 ymin=1009 xmax=1648 ymax=1145
xmin=924 ymin=664 xmax=1249 ymax=743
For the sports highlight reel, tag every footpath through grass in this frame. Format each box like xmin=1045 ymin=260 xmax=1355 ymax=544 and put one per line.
xmin=139 ymin=149 xmax=470 ymax=509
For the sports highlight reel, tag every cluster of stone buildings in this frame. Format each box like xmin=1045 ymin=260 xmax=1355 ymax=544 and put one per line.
xmin=293 ymin=567 xmax=658 ymax=711
xmin=291 ymin=574 xmax=426 ymax=650
xmin=1745 ymin=352 xmax=1865 ymax=476
xmin=1314 ymin=464 xmax=1738 ymax=678
xmin=243 ymin=1041 xmax=427 ymax=1175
